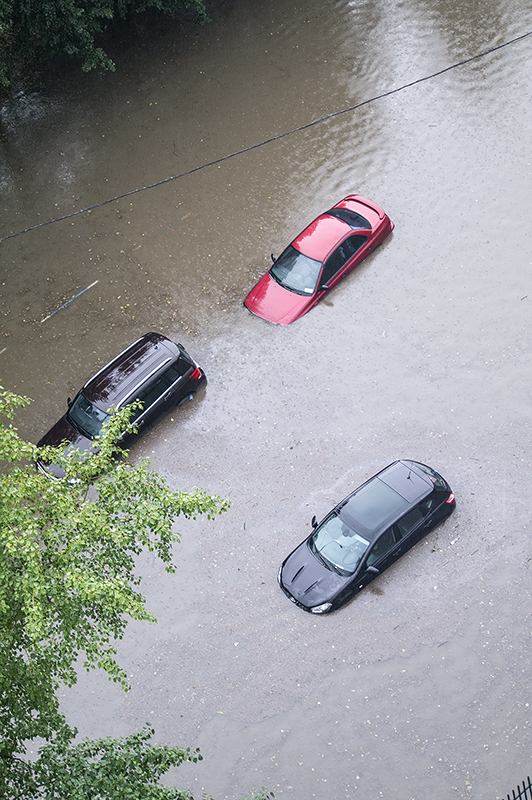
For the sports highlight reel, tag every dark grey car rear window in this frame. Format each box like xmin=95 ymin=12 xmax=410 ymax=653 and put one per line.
xmin=340 ymin=479 xmax=409 ymax=538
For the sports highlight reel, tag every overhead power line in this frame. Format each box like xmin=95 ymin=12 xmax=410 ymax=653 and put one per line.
xmin=1 ymin=29 xmax=530 ymax=244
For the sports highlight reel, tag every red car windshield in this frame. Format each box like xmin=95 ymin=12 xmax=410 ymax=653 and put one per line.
xmin=270 ymin=245 xmax=321 ymax=295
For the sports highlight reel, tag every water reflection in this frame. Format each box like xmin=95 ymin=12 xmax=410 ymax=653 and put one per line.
xmin=2 ymin=0 xmax=532 ymax=798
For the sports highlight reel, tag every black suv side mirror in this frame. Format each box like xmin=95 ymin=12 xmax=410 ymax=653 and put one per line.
xmin=311 ymin=515 xmax=318 ymax=529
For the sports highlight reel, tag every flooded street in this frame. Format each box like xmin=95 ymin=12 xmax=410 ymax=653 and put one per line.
xmin=1 ymin=0 xmax=532 ymax=797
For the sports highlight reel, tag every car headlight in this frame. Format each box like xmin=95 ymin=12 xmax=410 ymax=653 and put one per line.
xmin=310 ymin=602 xmax=332 ymax=614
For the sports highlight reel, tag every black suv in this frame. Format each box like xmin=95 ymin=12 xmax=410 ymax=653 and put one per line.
xmin=37 ymin=332 xmax=206 ymax=478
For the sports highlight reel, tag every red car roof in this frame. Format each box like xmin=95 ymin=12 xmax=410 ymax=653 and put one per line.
xmin=292 ymin=215 xmax=351 ymax=262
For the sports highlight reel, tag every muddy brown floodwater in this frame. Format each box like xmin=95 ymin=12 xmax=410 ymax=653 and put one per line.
xmin=1 ymin=0 xmax=532 ymax=798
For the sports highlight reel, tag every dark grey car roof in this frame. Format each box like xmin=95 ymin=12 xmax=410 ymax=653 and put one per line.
xmin=338 ymin=460 xmax=433 ymax=541
xmin=379 ymin=460 xmax=432 ymax=503
xmin=82 ymin=332 xmax=180 ymax=408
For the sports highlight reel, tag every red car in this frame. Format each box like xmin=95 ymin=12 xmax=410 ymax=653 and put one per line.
xmin=244 ymin=195 xmax=394 ymax=325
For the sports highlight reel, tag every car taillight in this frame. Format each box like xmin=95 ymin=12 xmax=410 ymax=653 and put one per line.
xmin=445 ymin=492 xmax=455 ymax=504
xmin=190 ymin=367 xmax=202 ymax=380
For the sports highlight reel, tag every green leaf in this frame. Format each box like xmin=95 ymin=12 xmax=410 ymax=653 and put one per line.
xmin=0 ymin=388 xmax=230 ymax=798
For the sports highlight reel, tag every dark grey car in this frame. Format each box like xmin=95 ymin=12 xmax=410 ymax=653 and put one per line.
xmin=278 ymin=460 xmax=456 ymax=613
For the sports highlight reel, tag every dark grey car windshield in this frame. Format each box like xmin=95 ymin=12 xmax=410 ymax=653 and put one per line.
xmin=340 ymin=479 xmax=410 ymax=538
xmin=270 ymin=245 xmax=321 ymax=294
xmin=67 ymin=392 xmax=111 ymax=439
xmin=310 ymin=513 xmax=370 ymax=576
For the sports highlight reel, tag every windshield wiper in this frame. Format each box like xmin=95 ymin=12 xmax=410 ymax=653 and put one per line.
xmin=309 ymin=540 xmax=328 ymax=567
xmin=269 ymin=269 xmax=285 ymax=287
xmin=311 ymin=540 xmax=343 ymax=574
xmin=66 ymin=412 xmax=91 ymax=440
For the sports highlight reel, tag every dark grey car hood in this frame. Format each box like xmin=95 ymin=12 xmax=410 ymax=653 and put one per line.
xmin=281 ymin=541 xmax=349 ymax=608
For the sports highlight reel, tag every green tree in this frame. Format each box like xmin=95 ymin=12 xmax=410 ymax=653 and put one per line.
xmin=0 ymin=387 xmax=239 ymax=799
xmin=33 ymin=726 xmax=204 ymax=800
xmin=33 ymin=726 xmax=274 ymax=799
xmin=0 ymin=0 xmax=208 ymax=96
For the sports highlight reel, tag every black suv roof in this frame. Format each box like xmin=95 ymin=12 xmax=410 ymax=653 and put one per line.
xmin=83 ymin=332 xmax=179 ymax=408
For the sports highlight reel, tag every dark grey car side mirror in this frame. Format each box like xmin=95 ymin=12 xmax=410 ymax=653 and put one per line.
xmin=311 ymin=515 xmax=318 ymax=529
xmin=366 ymin=566 xmax=379 ymax=575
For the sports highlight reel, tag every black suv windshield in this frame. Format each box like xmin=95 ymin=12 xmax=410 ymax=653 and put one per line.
xmin=270 ymin=245 xmax=321 ymax=294
xmin=67 ymin=392 xmax=111 ymax=439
